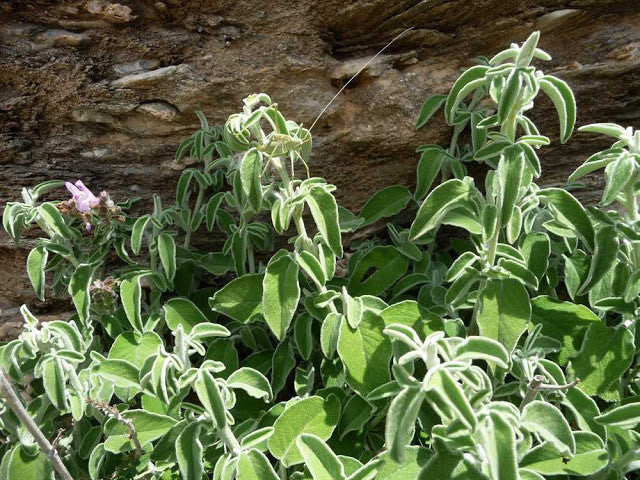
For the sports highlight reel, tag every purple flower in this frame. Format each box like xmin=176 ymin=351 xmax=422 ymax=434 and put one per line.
xmin=65 ymin=180 xmax=100 ymax=213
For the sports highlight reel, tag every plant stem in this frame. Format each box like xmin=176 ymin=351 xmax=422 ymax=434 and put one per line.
xmin=87 ymin=398 xmax=143 ymax=458
xmin=184 ymin=186 xmax=205 ymax=249
xmin=519 ymin=374 xmax=580 ymax=410
xmin=0 ymin=370 xmax=74 ymax=480
xmin=611 ymin=443 xmax=640 ymax=473
xmin=219 ymin=424 xmax=242 ymax=456
xmin=274 ymin=157 xmax=340 ymax=315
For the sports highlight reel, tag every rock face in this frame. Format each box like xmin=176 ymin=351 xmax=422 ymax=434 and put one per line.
xmin=1 ymin=0 xmax=640 ymax=334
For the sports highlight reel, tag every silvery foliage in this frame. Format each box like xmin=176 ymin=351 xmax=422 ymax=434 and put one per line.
xmin=1 ymin=32 xmax=639 ymax=479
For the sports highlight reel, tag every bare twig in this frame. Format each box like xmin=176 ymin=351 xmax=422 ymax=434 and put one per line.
xmin=88 ymin=398 xmax=143 ymax=457
xmin=0 ymin=370 xmax=73 ymax=480
xmin=51 ymin=428 xmax=65 ymax=450
xmin=520 ymin=374 xmax=580 ymax=410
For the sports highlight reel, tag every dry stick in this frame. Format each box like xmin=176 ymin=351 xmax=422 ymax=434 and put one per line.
xmin=0 ymin=370 xmax=74 ymax=480
xmin=309 ymin=26 xmax=414 ymax=132
xmin=519 ymin=374 xmax=580 ymax=411
xmin=87 ymin=398 xmax=143 ymax=457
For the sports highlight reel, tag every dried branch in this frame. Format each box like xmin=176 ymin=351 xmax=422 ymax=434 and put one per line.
xmin=0 ymin=370 xmax=73 ymax=480
xmin=87 ymin=398 xmax=143 ymax=457
xmin=520 ymin=374 xmax=580 ymax=410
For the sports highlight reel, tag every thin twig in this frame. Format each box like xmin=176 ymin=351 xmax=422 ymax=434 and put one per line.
xmin=0 ymin=370 xmax=74 ymax=480
xmin=88 ymin=398 xmax=143 ymax=457
xmin=309 ymin=27 xmax=414 ymax=132
xmin=520 ymin=374 xmax=580 ymax=410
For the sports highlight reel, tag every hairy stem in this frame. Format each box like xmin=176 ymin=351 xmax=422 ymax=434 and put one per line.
xmin=88 ymin=398 xmax=143 ymax=458
xmin=0 ymin=370 xmax=74 ymax=480
xmin=219 ymin=424 xmax=242 ymax=456
xmin=519 ymin=375 xmax=580 ymax=410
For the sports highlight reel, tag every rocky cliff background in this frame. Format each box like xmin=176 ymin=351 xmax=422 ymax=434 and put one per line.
xmin=1 ymin=0 xmax=640 ymax=338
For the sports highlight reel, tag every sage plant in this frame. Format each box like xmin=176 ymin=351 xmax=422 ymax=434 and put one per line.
xmin=0 ymin=31 xmax=639 ymax=480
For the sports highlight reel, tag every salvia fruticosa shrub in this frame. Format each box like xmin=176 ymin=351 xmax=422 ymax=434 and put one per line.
xmin=1 ymin=31 xmax=639 ymax=480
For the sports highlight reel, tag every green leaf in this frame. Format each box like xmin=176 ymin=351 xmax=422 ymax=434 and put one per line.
xmin=206 ymin=192 xmax=225 ymax=231
xmin=520 ymin=432 xmax=608 ymax=476
xmin=521 ymin=232 xmax=550 ymax=281
xmin=477 ymin=278 xmax=530 ymax=353
xmin=346 ymin=458 xmax=383 ymax=480
xmin=358 ymin=185 xmax=411 ymax=227
xmin=338 ymin=311 xmax=392 ymax=397
xmin=38 ymin=202 xmax=73 ymax=238
xmin=158 ymin=233 xmax=176 ymax=282
xmin=227 ymin=367 xmax=272 ymax=401
xmin=515 ymin=31 xmax=540 ymax=67
xmin=320 ymin=312 xmax=342 ymax=358
xmin=237 ymin=449 xmax=279 ymax=480
xmin=444 ymin=65 xmax=489 ymax=123
xmin=577 ymin=225 xmax=618 ymax=295
xmin=272 ymin=339 xmax=296 ymax=396
xmin=338 ymin=394 xmax=374 ymax=440
xmin=42 ymin=356 xmax=67 ymax=410
xmin=375 ymin=446 xmax=432 ymax=480
xmin=379 ymin=300 xmax=442 ymax=337
xmin=522 ymin=401 xmax=575 ymax=456
xmin=109 ymin=331 xmax=162 ymax=368
xmin=209 ymin=273 xmax=264 ymax=323
xmin=194 ymin=370 xmax=227 ymax=428
xmin=539 ymin=75 xmax=576 ymax=143
xmin=497 ymin=69 xmax=523 ymax=123
xmin=297 ymin=251 xmax=327 ymax=287
xmin=294 ymin=313 xmax=314 ymax=360
xmin=454 ymin=336 xmax=509 ymax=369
xmin=268 ymin=395 xmax=341 ymax=467
xmin=386 ymin=386 xmax=425 ymax=462
xmin=176 ymin=422 xmax=203 ymax=480
xmin=410 ymin=178 xmax=474 ymax=241
xmin=131 ymin=214 xmax=151 ymax=255
xmin=69 ymin=263 xmax=95 ymax=325
xmin=562 ymin=387 xmax=606 ymax=439
xmin=94 ymin=358 xmax=141 ymax=390
xmin=297 ymin=433 xmax=346 ymax=480
xmin=2 ymin=447 xmax=52 ymax=480
xmin=338 ymin=206 xmax=365 ymax=232
xmin=418 ymin=440 xmax=480 ymax=479
xmin=415 ymin=148 xmax=445 ymax=200
xmin=539 ymin=188 xmax=594 ymax=250
xmin=306 ymin=185 xmax=343 ymax=257
xmin=230 ymin=229 xmax=247 ymax=275
xmin=428 ymin=368 xmax=477 ymax=431
xmin=570 ymin=322 xmax=634 ymax=400
xmin=601 ymin=152 xmax=635 ymax=205
xmin=88 ymin=444 xmax=106 ymax=480
xmin=164 ymin=297 xmax=212 ymax=334
xmin=578 ymin=122 xmax=626 ymax=138
xmin=595 ymin=401 xmax=640 ymax=429
xmin=263 ymin=250 xmax=300 ymax=340
xmin=241 ymin=427 xmax=275 ymax=450
xmin=496 ymin=146 xmax=524 ymax=225
xmin=120 ymin=275 xmax=144 ymax=332
xmin=27 ymin=246 xmax=48 ymax=301
xmin=347 ymin=246 xmax=408 ymax=296
xmin=240 ymin=148 xmax=263 ymax=212
xmin=480 ymin=412 xmax=518 ymax=480
xmin=498 ymin=258 xmax=538 ymax=289
xmin=415 ymin=94 xmax=447 ymax=129
xmin=104 ymin=410 xmax=177 ymax=453
xmin=530 ymin=296 xmax=600 ymax=365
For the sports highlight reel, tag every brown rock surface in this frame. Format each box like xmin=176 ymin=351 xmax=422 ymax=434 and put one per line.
xmin=1 ymin=0 xmax=640 ymax=334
